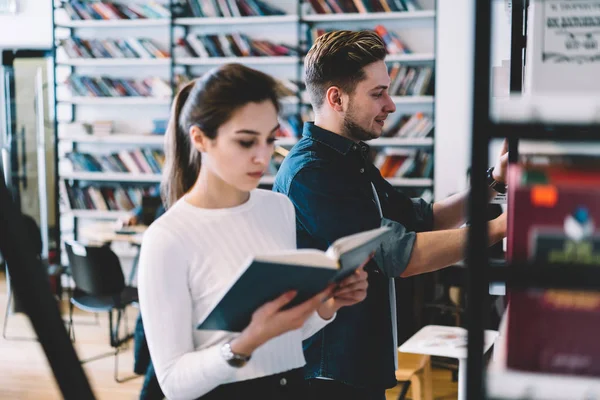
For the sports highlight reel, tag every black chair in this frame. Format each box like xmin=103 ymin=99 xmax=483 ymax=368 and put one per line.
xmin=3 ymin=214 xmax=64 ymax=340
xmin=64 ymin=240 xmax=139 ymax=383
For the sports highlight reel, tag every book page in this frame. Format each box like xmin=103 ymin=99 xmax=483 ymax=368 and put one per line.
xmin=326 ymin=226 xmax=390 ymax=260
xmin=254 ymin=249 xmax=337 ymax=269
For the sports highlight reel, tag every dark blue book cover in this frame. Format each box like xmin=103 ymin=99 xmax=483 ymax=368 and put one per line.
xmin=197 ymin=226 xmax=392 ymax=332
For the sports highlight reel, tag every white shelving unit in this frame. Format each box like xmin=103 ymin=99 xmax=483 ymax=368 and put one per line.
xmin=56 ymin=18 xmax=170 ymax=28
xmin=175 ymin=56 xmax=300 ymax=66
xmin=58 ymin=134 xmax=165 ymax=145
xmin=301 ymin=10 xmax=435 ymax=22
xmin=53 ymin=2 xmax=171 ymax=234
xmin=369 ymin=137 xmax=433 ymax=147
xmin=61 ymin=172 xmax=162 ymax=183
xmin=487 ymin=369 xmax=600 ymax=400
xmin=58 ymin=97 xmax=171 ymax=106
xmin=175 ymin=15 xmax=299 ymax=26
xmin=63 ymin=209 xmax=134 ymax=220
xmin=53 ymin=0 xmax=437 ymax=227
xmin=57 ymin=58 xmax=171 ymax=67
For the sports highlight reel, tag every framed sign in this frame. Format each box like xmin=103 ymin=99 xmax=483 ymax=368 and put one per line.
xmin=543 ymin=0 xmax=600 ymax=63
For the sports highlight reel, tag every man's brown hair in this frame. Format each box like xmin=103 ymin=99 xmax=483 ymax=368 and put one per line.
xmin=304 ymin=30 xmax=386 ymax=109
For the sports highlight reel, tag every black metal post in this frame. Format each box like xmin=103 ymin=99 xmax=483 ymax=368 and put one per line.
xmin=467 ymin=0 xmax=493 ymax=398
xmin=0 ymin=177 xmax=96 ymax=399
xmin=508 ymin=0 xmax=526 ymax=163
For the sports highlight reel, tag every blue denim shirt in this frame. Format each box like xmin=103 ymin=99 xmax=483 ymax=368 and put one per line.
xmin=273 ymin=122 xmax=434 ymax=390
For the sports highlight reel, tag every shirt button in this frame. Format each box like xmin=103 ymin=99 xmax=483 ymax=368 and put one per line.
xmin=359 ymin=168 xmax=365 ymax=173
xmin=280 ymin=378 xmax=287 ymax=386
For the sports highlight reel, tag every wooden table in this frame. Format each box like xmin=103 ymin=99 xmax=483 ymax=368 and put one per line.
xmin=399 ymin=325 xmax=498 ymax=400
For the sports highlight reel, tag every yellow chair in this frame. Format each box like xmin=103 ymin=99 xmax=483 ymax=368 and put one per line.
xmin=395 ymin=352 xmax=433 ymax=400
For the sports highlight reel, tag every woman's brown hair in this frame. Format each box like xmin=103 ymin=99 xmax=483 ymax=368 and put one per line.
xmin=161 ymin=63 xmax=281 ymax=208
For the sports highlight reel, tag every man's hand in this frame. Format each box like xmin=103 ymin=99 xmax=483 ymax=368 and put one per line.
xmin=493 ymin=139 xmax=509 ymax=183
xmin=317 ymin=261 xmax=370 ymax=320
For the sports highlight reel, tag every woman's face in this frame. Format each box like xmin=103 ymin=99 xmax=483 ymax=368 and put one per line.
xmin=196 ymin=100 xmax=280 ymax=192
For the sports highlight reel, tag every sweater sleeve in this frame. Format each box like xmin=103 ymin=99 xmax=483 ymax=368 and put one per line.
xmin=138 ymin=225 xmax=237 ymax=400
xmin=301 ymin=311 xmax=336 ymax=340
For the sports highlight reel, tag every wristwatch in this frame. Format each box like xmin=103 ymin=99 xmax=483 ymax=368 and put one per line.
xmin=486 ymin=166 xmax=507 ymax=194
xmin=220 ymin=341 xmax=251 ymax=368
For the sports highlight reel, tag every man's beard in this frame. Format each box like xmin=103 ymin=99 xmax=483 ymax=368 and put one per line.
xmin=342 ymin=105 xmax=379 ymax=142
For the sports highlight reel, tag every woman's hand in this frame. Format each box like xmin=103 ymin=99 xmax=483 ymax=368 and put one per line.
xmin=230 ymin=286 xmax=334 ymax=356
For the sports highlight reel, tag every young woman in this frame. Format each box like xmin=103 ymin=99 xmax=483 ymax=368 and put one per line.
xmin=137 ymin=64 xmax=369 ymax=400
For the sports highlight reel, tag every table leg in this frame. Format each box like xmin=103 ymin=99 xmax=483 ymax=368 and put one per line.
xmin=458 ymin=358 xmax=466 ymax=400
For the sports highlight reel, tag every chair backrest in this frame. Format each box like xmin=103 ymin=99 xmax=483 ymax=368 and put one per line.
xmin=64 ymin=241 xmax=125 ymax=296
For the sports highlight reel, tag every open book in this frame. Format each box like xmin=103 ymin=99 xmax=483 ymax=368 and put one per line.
xmin=196 ymin=226 xmax=393 ymax=332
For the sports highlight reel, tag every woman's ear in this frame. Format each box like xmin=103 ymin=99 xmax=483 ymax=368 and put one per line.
xmin=325 ymin=86 xmax=344 ymax=112
xmin=189 ymin=126 xmax=208 ymax=152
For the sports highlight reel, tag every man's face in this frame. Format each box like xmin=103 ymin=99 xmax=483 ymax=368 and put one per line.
xmin=342 ymin=61 xmax=396 ymax=142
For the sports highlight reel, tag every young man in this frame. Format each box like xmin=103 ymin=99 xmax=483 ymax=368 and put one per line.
xmin=273 ymin=30 xmax=508 ymax=399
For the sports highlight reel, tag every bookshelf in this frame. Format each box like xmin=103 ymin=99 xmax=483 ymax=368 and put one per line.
xmin=51 ymin=0 xmax=437 ymax=248
xmin=466 ymin=0 xmax=600 ymax=399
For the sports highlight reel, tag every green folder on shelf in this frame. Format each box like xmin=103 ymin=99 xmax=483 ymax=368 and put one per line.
xmin=196 ymin=226 xmax=393 ymax=332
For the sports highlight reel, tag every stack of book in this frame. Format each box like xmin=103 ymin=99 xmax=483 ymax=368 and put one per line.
xmin=66 ymin=75 xmax=172 ymax=98
xmin=183 ymin=0 xmax=285 ymax=17
xmin=66 ymin=149 xmax=165 ymax=174
xmin=307 ymin=0 xmax=420 ymax=14
xmin=61 ymin=182 xmax=158 ymax=211
xmin=63 ymin=0 xmax=170 ymax=20
xmin=308 ymin=25 xmax=411 ymax=55
xmin=177 ymin=33 xmax=298 ymax=58
xmin=388 ymin=63 xmax=434 ymax=96
xmin=506 ymin=153 xmax=600 ymax=379
xmin=372 ymin=148 xmax=432 ymax=178
xmin=60 ymin=37 xmax=169 ymax=59
xmin=382 ymin=112 xmax=433 ymax=138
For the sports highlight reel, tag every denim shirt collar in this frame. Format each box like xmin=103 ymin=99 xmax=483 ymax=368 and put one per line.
xmin=302 ymin=122 xmax=371 ymax=156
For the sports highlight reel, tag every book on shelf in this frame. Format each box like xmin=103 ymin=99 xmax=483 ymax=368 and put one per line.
xmin=382 ymin=112 xmax=434 ymax=138
xmin=62 ymin=0 xmax=170 ymax=21
xmin=196 ymin=226 xmax=392 ymax=331
xmin=177 ymin=33 xmax=298 ymax=58
xmin=65 ymin=75 xmax=172 ymax=98
xmin=306 ymin=0 xmax=421 ymax=14
xmin=506 ymin=154 xmax=600 ymax=379
xmin=180 ymin=0 xmax=286 ymax=18
xmin=61 ymin=181 xmax=159 ymax=212
xmin=65 ymin=149 xmax=165 ymax=174
xmin=388 ymin=63 xmax=434 ymax=97
xmin=372 ymin=148 xmax=432 ymax=179
xmin=59 ymin=37 xmax=169 ymax=59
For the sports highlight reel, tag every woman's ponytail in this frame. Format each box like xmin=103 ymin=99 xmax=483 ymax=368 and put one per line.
xmin=161 ymin=80 xmax=200 ymax=208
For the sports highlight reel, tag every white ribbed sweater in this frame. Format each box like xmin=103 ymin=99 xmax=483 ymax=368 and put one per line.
xmin=137 ymin=189 xmax=332 ymax=400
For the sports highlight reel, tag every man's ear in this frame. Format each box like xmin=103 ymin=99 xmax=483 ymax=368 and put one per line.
xmin=325 ymin=86 xmax=344 ymax=112
xmin=190 ymin=125 xmax=209 ymax=152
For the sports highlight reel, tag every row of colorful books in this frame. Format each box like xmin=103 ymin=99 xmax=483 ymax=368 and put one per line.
xmin=388 ymin=63 xmax=434 ymax=97
xmin=183 ymin=0 xmax=285 ymax=18
xmin=383 ymin=112 xmax=433 ymax=138
xmin=307 ymin=0 xmax=420 ymax=14
xmin=373 ymin=148 xmax=432 ymax=178
xmin=60 ymin=181 xmax=158 ymax=211
xmin=506 ymin=153 xmax=600 ymax=379
xmin=66 ymin=75 xmax=172 ymax=98
xmin=60 ymin=37 xmax=169 ymax=59
xmin=62 ymin=0 xmax=170 ymax=20
xmin=176 ymin=34 xmax=298 ymax=58
xmin=308 ymin=25 xmax=412 ymax=55
xmin=66 ymin=149 xmax=165 ymax=174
